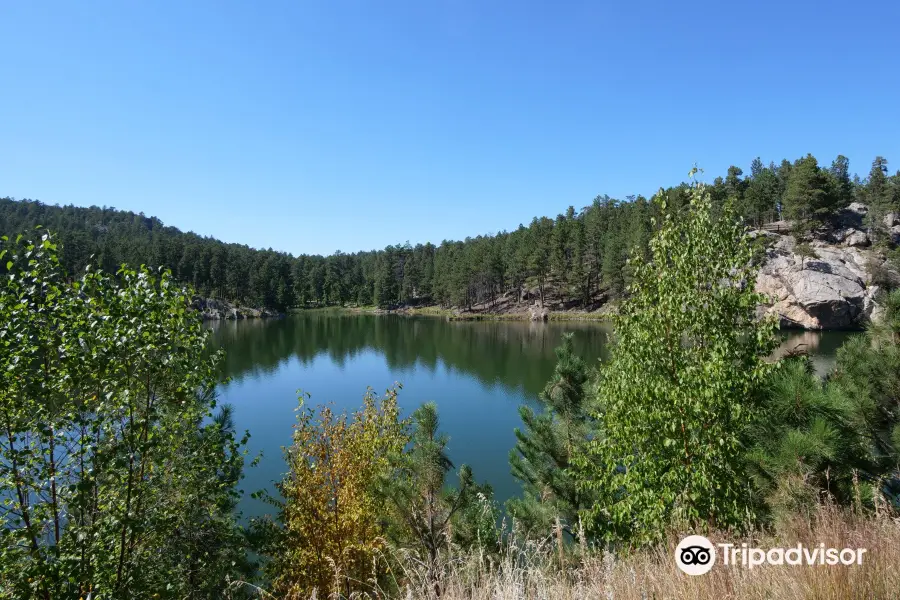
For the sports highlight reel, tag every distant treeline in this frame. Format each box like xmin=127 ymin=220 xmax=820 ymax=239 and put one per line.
xmin=3 ymin=155 xmax=899 ymax=311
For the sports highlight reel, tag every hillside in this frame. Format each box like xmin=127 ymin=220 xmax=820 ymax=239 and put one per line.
xmin=2 ymin=154 xmax=899 ymax=327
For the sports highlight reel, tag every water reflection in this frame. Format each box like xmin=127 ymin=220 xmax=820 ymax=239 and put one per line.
xmin=776 ymin=329 xmax=857 ymax=376
xmin=207 ymin=314 xmax=857 ymax=520
xmin=209 ymin=315 xmax=853 ymax=389
xmin=208 ymin=314 xmax=614 ymax=397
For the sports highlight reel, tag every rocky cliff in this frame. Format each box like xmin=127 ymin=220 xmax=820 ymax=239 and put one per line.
xmin=754 ymin=203 xmax=899 ymax=330
xmin=190 ymin=296 xmax=282 ymax=320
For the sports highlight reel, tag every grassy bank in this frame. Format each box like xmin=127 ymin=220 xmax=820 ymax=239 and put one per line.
xmin=289 ymin=304 xmax=613 ymax=322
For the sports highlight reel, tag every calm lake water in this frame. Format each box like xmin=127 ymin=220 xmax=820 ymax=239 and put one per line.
xmin=208 ymin=313 xmax=856 ymax=521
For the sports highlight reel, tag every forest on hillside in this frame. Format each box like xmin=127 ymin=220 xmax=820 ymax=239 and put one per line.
xmin=3 ymin=154 xmax=899 ymax=312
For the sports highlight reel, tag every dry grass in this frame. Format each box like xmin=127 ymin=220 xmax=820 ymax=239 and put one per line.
xmin=390 ymin=504 xmax=899 ymax=600
xmin=229 ymin=504 xmax=900 ymax=600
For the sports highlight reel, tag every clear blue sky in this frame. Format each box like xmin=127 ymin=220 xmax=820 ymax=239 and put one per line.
xmin=2 ymin=1 xmax=898 ymax=256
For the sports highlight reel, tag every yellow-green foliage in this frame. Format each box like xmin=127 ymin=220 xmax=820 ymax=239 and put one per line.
xmin=267 ymin=387 xmax=407 ymax=599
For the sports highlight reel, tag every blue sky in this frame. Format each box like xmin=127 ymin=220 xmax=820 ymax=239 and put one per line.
xmin=2 ymin=1 xmax=898 ymax=256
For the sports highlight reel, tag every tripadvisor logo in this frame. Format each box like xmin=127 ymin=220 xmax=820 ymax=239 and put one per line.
xmin=675 ymin=535 xmax=868 ymax=575
xmin=676 ymin=535 xmax=716 ymax=575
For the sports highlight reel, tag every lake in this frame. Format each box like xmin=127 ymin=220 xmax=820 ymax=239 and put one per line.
xmin=208 ymin=313 xmax=856 ymax=521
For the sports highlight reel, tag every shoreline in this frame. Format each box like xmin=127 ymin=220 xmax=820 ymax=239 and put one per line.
xmin=290 ymin=304 xmax=614 ymax=322
xmin=285 ymin=304 xmax=867 ymax=331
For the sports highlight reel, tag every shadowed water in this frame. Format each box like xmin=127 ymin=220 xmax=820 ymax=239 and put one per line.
xmin=207 ymin=313 xmax=856 ymax=521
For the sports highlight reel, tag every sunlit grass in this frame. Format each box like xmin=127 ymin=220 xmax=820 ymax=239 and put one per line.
xmin=401 ymin=504 xmax=900 ymax=600
xmin=227 ymin=502 xmax=899 ymax=599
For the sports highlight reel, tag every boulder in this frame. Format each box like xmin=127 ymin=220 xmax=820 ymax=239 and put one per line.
xmin=748 ymin=229 xmax=780 ymax=241
xmin=847 ymin=202 xmax=869 ymax=216
xmin=863 ymin=285 xmax=884 ymax=323
xmin=773 ymin=235 xmax=796 ymax=253
xmin=830 ymin=202 xmax=868 ymax=230
xmin=884 ymin=212 xmax=900 ymax=228
xmin=755 ymin=240 xmax=874 ymax=329
xmin=891 ymin=225 xmax=900 ymax=245
xmin=529 ymin=304 xmax=548 ymax=322
xmin=845 ymin=231 xmax=870 ymax=247
xmin=190 ymin=295 xmax=285 ymax=320
xmin=830 ymin=228 xmax=869 ymax=247
xmin=190 ymin=296 xmax=229 ymax=319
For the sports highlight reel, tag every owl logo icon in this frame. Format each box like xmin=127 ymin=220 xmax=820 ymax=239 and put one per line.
xmin=675 ymin=535 xmax=716 ymax=575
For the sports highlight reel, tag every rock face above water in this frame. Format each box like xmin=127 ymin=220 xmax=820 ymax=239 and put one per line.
xmin=190 ymin=296 xmax=282 ymax=320
xmin=754 ymin=220 xmax=894 ymax=329
xmin=529 ymin=303 xmax=549 ymax=321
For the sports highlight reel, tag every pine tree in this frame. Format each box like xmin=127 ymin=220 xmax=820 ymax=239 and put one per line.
xmin=782 ymin=154 xmax=835 ymax=235
xmin=381 ymin=403 xmax=498 ymax=589
xmin=745 ymin=358 xmax=873 ymax=523
xmin=829 ymin=154 xmax=854 ymax=207
xmin=795 ymin=242 xmax=816 ymax=269
xmin=600 ymin=210 xmax=627 ymax=297
xmin=550 ymin=212 xmax=571 ymax=290
xmin=744 ymin=159 xmax=780 ymax=225
xmin=865 ymin=157 xmax=890 ymax=207
xmin=863 ymin=157 xmax=898 ymax=246
xmin=373 ymin=249 xmax=398 ymax=308
xmin=775 ymin=158 xmax=794 ymax=218
xmin=528 ymin=217 xmax=553 ymax=305
xmin=568 ymin=212 xmax=590 ymax=306
xmin=508 ymin=333 xmax=593 ymax=539
xmin=504 ymin=227 xmax=529 ymax=303
xmin=621 ymin=197 xmax=652 ymax=291
xmin=828 ymin=290 xmax=900 ymax=502
xmin=724 ymin=165 xmax=746 ymax=202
